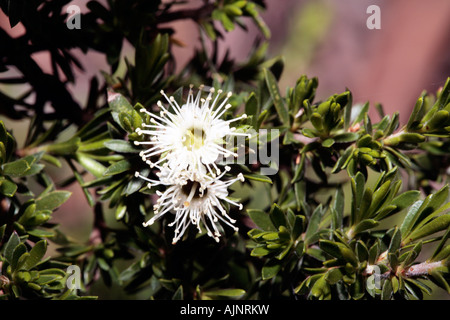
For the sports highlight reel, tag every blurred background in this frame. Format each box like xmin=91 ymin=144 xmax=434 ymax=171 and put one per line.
xmin=1 ymin=0 xmax=450 ymax=298
xmin=206 ymin=0 xmax=450 ymax=125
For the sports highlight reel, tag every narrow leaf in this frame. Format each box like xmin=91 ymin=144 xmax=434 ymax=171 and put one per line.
xmin=36 ymin=191 xmax=71 ymax=211
xmin=22 ymin=240 xmax=47 ymax=270
xmin=247 ymin=209 xmax=277 ymax=232
xmin=264 ymin=68 xmax=289 ymax=125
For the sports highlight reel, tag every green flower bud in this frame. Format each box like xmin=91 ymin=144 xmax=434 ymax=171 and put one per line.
xmin=317 ymin=101 xmax=331 ymax=116
xmin=311 ymin=113 xmax=323 ymax=131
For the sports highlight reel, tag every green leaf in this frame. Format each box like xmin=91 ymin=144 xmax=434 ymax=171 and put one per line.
xmin=2 ymin=159 xmax=30 ymax=176
xmin=18 ymin=202 xmax=36 ymax=224
xmin=355 ymin=241 xmax=369 ymax=262
xmin=104 ymin=140 xmax=141 ymax=153
xmin=367 ymin=180 xmax=391 ymax=217
xmin=351 ymin=219 xmax=379 ymax=237
xmin=269 ymin=204 xmax=286 ymax=230
xmin=27 ymin=228 xmax=55 ymax=238
xmin=35 ymin=274 xmax=64 ymax=285
xmin=359 ymin=187 xmax=373 ymax=221
xmin=76 ymin=153 xmax=106 ymax=178
xmin=325 ymin=268 xmax=343 ymax=285
xmin=351 ymin=172 xmax=365 ymax=224
xmin=262 ymin=259 xmax=282 ymax=280
xmin=125 ymin=167 xmax=149 ymax=195
xmin=381 ymin=279 xmax=393 ymax=300
xmin=425 ymin=110 xmax=449 ymax=130
xmin=36 ymin=191 xmax=71 ymax=211
xmin=247 ymin=209 xmax=277 ymax=232
xmin=351 ymin=102 xmax=369 ymax=126
xmin=115 ymin=202 xmax=127 ymax=221
xmin=310 ymin=113 xmax=323 ymax=131
xmin=331 ymin=146 xmax=354 ymax=173
xmin=319 ymin=240 xmax=358 ymax=266
xmin=257 ymin=109 xmax=269 ymax=130
xmin=401 ymin=185 xmax=449 ymax=238
xmin=243 ymin=173 xmax=272 ymax=184
xmin=23 ymin=163 xmax=44 ymax=176
xmin=401 ymin=241 xmax=422 ymax=268
xmin=264 ymin=68 xmax=289 ymax=125
xmin=333 ymin=132 xmax=359 ymax=143
xmin=11 ymin=243 xmax=27 ymax=270
xmin=388 ymin=190 xmax=420 ymax=214
xmin=414 ymin=188 xmax=450 ymax=231
xmin=435 ymin=77 xmax=450 ymax=109
xmin=108 ymin=90 xmax=134 ymax=114
xmin=170 ymin=285 xmax=183 ymax=300
xmin=384 ymin=112 xmax=399 ymax=137
xmin=104 ymin=160 xmax=131 ymax=176
xmin=22 ymin=240 xmax=47 ymax=270
xmin=245 ymin=92 xmax=258 ymax=128
xmin=0 ymin=224 xmax=5 ymax=243
xmin=204 ymin=288 xmax=246 ymax=298
xmin=431 ymin=228 xmax=450 ymax=261
xmin=304 ymin=204 xmax=325 ymax=246
xmin=322 ymin=138 xmax=335 ymax=148
xmin=364 ymin=113 xmax=372 ymax=135
xmin=331 ymin=187 xmax=344 ymax=231
xmin=3 ymin=232 xmax=20 ymax=263
xmin=276 ymin=243 xmax=292 ymax=260
xmin=405 ymin=278 xmax=432 ymax=297
xmin=78 ymin=138 xmax=111 ymax=153
xmin=368 ymin=241 xmax=380 ymax=264
xmin=430 ymin=270 xmax=450 ymax=294
xmin=108 ymin=91 xmax=144 ymax=133
xmin=220 ymin=10 xmax=235 ymax=31
xmin=72 ymin=170 xmax=95 ymax=207
xmin=343 ymin=90 xmax=353 ymax=130
xmin=310 ymin=275 xmax=331 ymax=300
xmin=118 ymin=112 xmax=133 ymax=132
xmin=0 ymin=179 xmax=17 ymax=197
xmin=292 ymin=154 xmax=305 ymax=183
xmin=200 ymin=21 xmax=216 ymax=40
xmin=400 ymin=200 xmax=423 ymax=237
xmin=407 ymin=95 xmax=425 ymax=130
xmin=406 ymin=214 xmax=450 ymax=244
xmin=388 ymin=228 xmax=402 ymax=254
xmin=45 ymin=137 xmax=80 ymax=155
xmin=251 ymin=246 xmax=271 ymax=257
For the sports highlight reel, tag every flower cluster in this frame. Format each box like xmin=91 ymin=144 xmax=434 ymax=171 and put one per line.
xmin=134 ymin=85 xmax=249 ymax=244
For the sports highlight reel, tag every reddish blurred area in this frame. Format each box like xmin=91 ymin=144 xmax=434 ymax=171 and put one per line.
xmin=200 ymin=0 xmax=450 ymax=124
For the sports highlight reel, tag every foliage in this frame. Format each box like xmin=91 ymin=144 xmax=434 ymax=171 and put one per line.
xmin=0 ymin=0 xmax=449 ymax=300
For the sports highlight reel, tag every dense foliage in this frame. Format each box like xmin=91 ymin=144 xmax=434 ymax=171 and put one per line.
xmin=0 ymin=0 xmax=449 ymax=300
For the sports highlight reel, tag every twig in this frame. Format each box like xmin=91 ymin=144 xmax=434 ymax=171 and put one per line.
xmin=402 ymin=260 xmax=443 ymax=277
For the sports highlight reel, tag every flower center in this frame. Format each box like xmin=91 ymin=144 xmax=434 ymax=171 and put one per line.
xmin=182 ymin=127 xmax=206 ymax=151
xmin=181 ymin=180 xmax=208 ymax=207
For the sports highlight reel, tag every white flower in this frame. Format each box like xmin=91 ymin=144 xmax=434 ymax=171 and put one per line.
xmin=135 ymin=166 xmax=245 ymax=244
xmin=134 ymin=85 xmax=250 ymax=177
